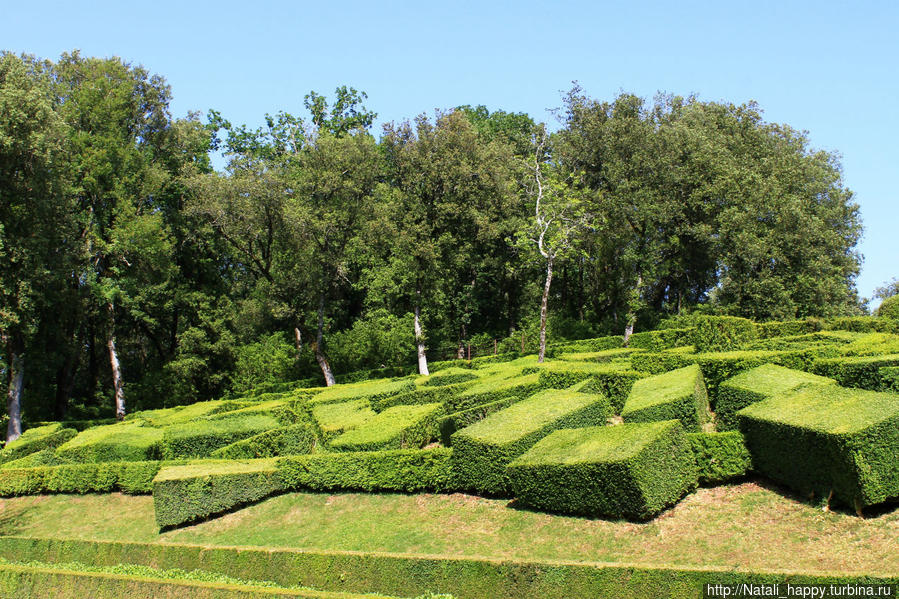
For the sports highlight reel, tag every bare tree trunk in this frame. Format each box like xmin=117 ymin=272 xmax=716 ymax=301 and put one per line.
xmin=294 ymin=327 xmax=303 ymax=355
xmin=623 ymin=319 xmax=635 ymax=347
xmin=314 ymin=292 xmax=335 ymax=387
xmin=5 ymin=334 xmax=24 ymax=443
xmin=414 ymin=295 xmax=429 ymax=375
xmin=107 ymin=303 xmax=126 ymax=420
xmin=623 ymin=274 xmax=642 ymax=348
xmin=538 ymin=256 xmax=554 ymax=363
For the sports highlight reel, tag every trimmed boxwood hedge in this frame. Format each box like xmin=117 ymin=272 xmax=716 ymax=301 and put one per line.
xmin=737 ymin=384 xmax=899 ymax=510
xmin=56 ymin=422 xmax=163 ymax=463
xmin=691 ymin=316 xmax=758 ymax=352
xmin=0 ymin=449 xmax=70 ymax=470
xmin=5 ymin=537 xmax=897 ymax=599
xmin=417 ymin=368 xmax=480 ymax=387
xmin=306 ymin=379 xmax=415 ymax=406
xmin=685 ymin=431 xmax=752 ymax=484
xmin=444 ymin=372 xmax=542 ymax=413
xmin=556 ymin=348 xmax=637 ymax=363
xmin=209 ymin=423 xmax=319 ymax=459
xmin=311 ymin=399 xmax=376 ymax=441
xmin=328 ymin=403 xmax=443 ymax=452
xmin=161 ymin=415 xmax=281 ymax=459
xmin=507 ymin=420 xmax=697 ymax=520
xmin=0 ymin=424 xmax=76 ymax=464
xmin=205 ymin=399 xmax=301 ymax=425
xmin=128 ymin=400 xmax=252 ymax=427
xmin=450 ymin=385 xmax=611 ymax=496
xmin=755 ymin=319 xmax=824 ymax=339
xmin=621 ymin=364 xmax=710 ymax=431
xmin=0 ymin=461 xmax=162 ymax=496
xmin=716 ymin=364 xmax=835 ymax=430
xmin=153 ymin=459 xmax=285 ymax=529
xmin=810 ymin=353 xmax=899 ymax=391
xmin=627 ymin=327 xmax=693 ymax=351
xmin=278 ymin=448 xmax=455 ymax=493
xmin=438 ymin=395 xmax=531 ymax=445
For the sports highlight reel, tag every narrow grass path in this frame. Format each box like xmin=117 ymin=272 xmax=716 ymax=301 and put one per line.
xmin=1 ymin=480 xmax=897 ymax=575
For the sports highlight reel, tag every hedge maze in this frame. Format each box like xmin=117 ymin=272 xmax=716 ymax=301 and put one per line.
xmin=3 ymin=315 xmax=899 ymax=537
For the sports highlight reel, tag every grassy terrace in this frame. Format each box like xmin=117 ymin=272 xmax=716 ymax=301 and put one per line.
xmin=0 ymin=482 xmax=896 ymax=575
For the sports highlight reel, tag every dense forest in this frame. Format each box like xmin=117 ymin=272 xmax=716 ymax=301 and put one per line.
xmin=0 ymin=51 xmax=867 ymax=431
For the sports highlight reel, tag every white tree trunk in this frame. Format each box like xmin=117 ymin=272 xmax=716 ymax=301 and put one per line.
xmin=5 ymin=345 xmax=24 ymax=443
xmin=107 ymin=303 xmax=126 ymax=420
xmin=623 ymin=319 xmax=635 ymax=347
xmin=294 ymin=327 xmax=303 ymax=354
xmin=623 ymin=274 xmax=642 ymax=347
xmin=315 ymin=292 xmax=335 ymax=387
xmin=538 ymin=256 xmax=554 ymax=363
xmin=414 ymin=300 xmax=429 ymax=375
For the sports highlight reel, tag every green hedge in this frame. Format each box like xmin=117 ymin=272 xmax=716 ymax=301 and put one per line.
xmin=685 ymin=432 xmax=752 ymax=484
xmin=418 ymin=368 xmax=480 ymax=387
xmin=756 ymin=319 xmax=824 ymax=339
xmin=329 ymin=403 xmax=443 ymax=452
xmin=311 ymin=399 xmax=375 ymax=441
xmin=621 ymin=365 xmax=710 ymax=431
xmin=307 ymin=379 xmax=416 ymax=406
xmin=1 ymin=537 xmax=896 ymax=599
xmin=810 ymin=354 xmax=899 ymax=391
xmin=278 ymin=448 xmax=455 ymax=493
xmin=627 ymin=327 xmax=693 ymax=351
xmin=0 ymin=449 xmax=70 ymax=470
xmin=691 ymin=316 xmax=758 ymax=352
xmin=129 ymin=400 xmax=253 ymax=427
xmin=716 ymin=364 xmax=835 ymax=431
xmin=444 ymin=373 xmax=542 ymax=413
xmin=373 ymin=382 xmax=477 ymax=411
xmin=56 ymin=422 xmax=163 ymax=463
xmin=161 ymin=415 xmax=281 ymax=459
xmin=206 ymin=399 xmax=301 ymax=425
xmin=825 ymin=316 xmax=899 ymax=334
xmin=534 ymin=361 xmax=649 ymax=412
xmin=438 ymin=395 xmax=529 ymax=445
xmin=209 ymin=423 xmax=319 ymax=459
xmin=507 ymin=421 xmax=697 ymax=520
xmin=629 ymin=351 xmax=695 ymax=376
xmin=877 ymin=296 xmax=899 ymax=319
xmin=556 ymin=348 xmax=637 ymax=363
xmin=880 ymin=366 xmax=899 ymax=392
xmin=737 ymin=384 xmax=899 ymax=510
xmin=450 ymin=384 xmax=611 ymax=496
xmin=0 ymin=424 xmax=76 ymax=464
xmin=153 ymin=459 xmax=285 ymax=529
xmin=0 ymin=461 xmax=161 ymax=496
xmin=544 ymin=335 xmax=623 ymax=355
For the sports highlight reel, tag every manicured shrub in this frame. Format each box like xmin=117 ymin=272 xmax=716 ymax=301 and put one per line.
xmin=578 ymin=367 xmax=649 ymax=414
xmin=0 ymin=461 xmax=162 ymax=496
xmin=129 ymin=400 xmax=251 ymax=427
xmin=545 ymin=335 xmax=623 ymax=355
xmin=307 ymin=378 xmax=415 ymax=406
xmin=438 ymin=395 xmax=530 ymax=445
xmin=534 ymin=361 xmax=648 ymax=414
xmin=209 ymin=423 xmax=319 ymax=459
xmin=621 ymin=364 xmax=710 ymax=431
xmin=507 ymin=421 xmax=697 ymax=520
xmin=877 ymin=295 xmax=899 ymax=320
xmin=205 ymin=399 xmax=300 ymax=425
xmin=691 ymin=316 xmax=758 ymax=352
xmin=278 ymin=448 xmax=455 ymax=493
xmin=311 ymin=399 xmax=376 ymax=440
xmin=825 ymin=316 xmax=899 ymax=334
xmin=627 ymin=328 xmax=693 ymax=351
xmin=374 ymin=381 xmax=477 ymax=411
xmin=0 ymin=449 xmax=70 ymax=470
xmin=685 ymin=431 xmax=752 ymax=484
xmin=153 ymin=459 xmax=285 ymax=529
xmin=161 ymin=415 xmax=280 ymax=459
xmin=556 ymin=348 xmax=637 ymax=363
xmin=418 ymin=368 xmax=480 ymax=387
xmin=810 ymin=354 xmax=899 ymax=391
xmin=56 ymin=422 xmax=163 ymax=463
xmin=716 ymin=364 xmax=835 ymax=430
xmin=451 ymin=385 xmax=611 ymax=496
xmin=880 ymin=366 xmax=899 ymax=392
xmin=737 ymin=384 xmax=899 ymax=510
xmin=756 ymin=318 xmax=824 ymax=339
xmin=629 ymin=350 xmax=695 ymax=375
xmin=692 ymin=351 xmax=786 ymax=403
xmin=445 ymin=373 xmax=543 ymax=413
xmin=0 ymin=424 xmax=77 ymax=464
xmin=329 ymin=403 xmax=443 ymax=452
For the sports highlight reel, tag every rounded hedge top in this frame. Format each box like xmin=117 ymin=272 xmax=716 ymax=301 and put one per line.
xmin=877 ymin=295 xmax=899 ymax=320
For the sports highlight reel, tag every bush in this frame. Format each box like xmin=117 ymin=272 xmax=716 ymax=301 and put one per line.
xmin=685 ymin=432 xmax=752 ymax=484
xmin=810 ymin=354 xmax=899 ymax=391
xmin=507 ymin=421 xmax=697 ymax=520
xmin=450 ymin=384 xmax=611 ymax=496
xmin=311 ymin=399 xmax=376 ymax=440
xmin=716 ymin=364 xmax=835 ymax=430
xmin=153 ymin=459 xmax=285 ymax=529
xmin=417 ymin=367 xmax=480 ymax=387
xmin=627 ymin=328 xmax=693 ymax=351
xmin=56 ymin=422 xmax=163 ymax=463
xmin=130 ymin=400 xmax=252 ymax=427
xmin=0 ymin=449 xmax=70 ymax=470
xmin=0 ymin=461 xmax=161 ymax=496
xmin=445 ymin=373 xmax=543 ymax=413
xmin=205 ymin=399 xmax=301 ymax=425
xmin=880 ymin=366 xmax=899 ymax=392
xmin=374 ymin=381 xmax=476 ymax=411
xmin=160 ymin=415 xmax=281 ymax=459
xmin=209 ymin=423 xmax=319 ymax=459
xmin=326 ymin=309 xmax=416 ymax=373
xmin=329 ymin=403 xmax=443 ymax=452
xmin=0 ymin=424 xmax=77 ymax=464
xmin=621 ymin=365 xmax=710 ymax=431
xmin=556 ymin=348 xmax=637 ymax=363
xmin=438 ymin=395 xmax=531 ymax=445
xmin=877 ymin=296 xmax=899 ymax=320
xmin=232 ymin=332 xmax=302 ymax=395
xmin=629 ymin=351 xmax=695 ymax=375
xmin=691 ymin=316 xmax=758 ymax=352
xmin=579 ymin=368 xmax=650 ymax=415
xmin=307 ymin=378 xmax=415 ymax=406
xmin=756 ymin=318 xmax=824 ymax=339
xmin=693 ymin=351 xmax=787 ymax=403
xmin=278 ymin=448 xmax=455 ymax=493
xmin=825 ymin=316 xmax=899 ymax=334
xmin=737 ymin=384 xmax=899 ymax=510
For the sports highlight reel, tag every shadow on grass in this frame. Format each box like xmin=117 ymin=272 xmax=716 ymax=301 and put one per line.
xmin=744 ymin=476 xmax=899 ymax=519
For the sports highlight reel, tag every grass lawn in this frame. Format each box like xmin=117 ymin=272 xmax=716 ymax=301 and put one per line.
xmin=0 ymin=480 xmax=897 ymax=575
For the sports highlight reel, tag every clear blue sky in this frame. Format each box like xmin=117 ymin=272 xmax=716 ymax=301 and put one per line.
xmin=3 ymin=0 xmax=896 ymax=303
